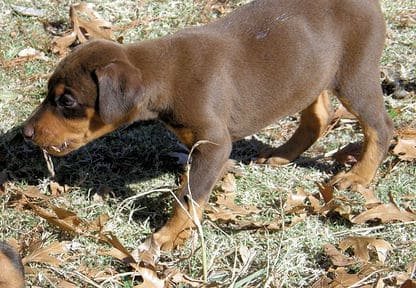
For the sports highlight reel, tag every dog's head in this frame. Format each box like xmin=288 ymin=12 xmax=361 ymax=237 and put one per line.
xmin=22 ymin=40 xmax=146 ymax=156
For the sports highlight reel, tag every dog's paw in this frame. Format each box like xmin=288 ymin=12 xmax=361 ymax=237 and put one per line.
xmin=329 ymin=171 xmax=371 ymax=190
xmin=257 ymin=147 xmax=294 ymax=166
xmin=256 ymin=156 xmax=291 ymax=166
xmin=151 ymin=226 xmax=193 ymax=251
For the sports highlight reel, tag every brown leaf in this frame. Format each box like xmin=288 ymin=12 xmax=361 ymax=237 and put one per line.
xmin=316 ymin=182 xmax=334 ymax=203
xmin=57 ymin=280 xmax=78 ymax=288
xmin=206 ymin=191 xmax=259 ymax=222
xmin=70 ymin=3 xmax=113 ymax=42
xmin=88 ymin=213 xmax=110 ymax=233
xmin=392 ymin=128 xmax=416 ymax=161
xmin=99 ymin=232 xmax=136 ymax=264
xmin=49 ymin=181 xmax=68 ymax=196
xmin=221 ymin=173 xmax=237 ymax=193
xmin=237 ymin=219 xmax=282 ymax=231
xmin=339 ymin=237 xmax=392 ymax=263
xmin=134 ymin=265 xmax=166 ymax=288
xmin=320 ymin=199 xmax=353 ymax=219
xmin=29 ymin=203 xmax=85 ymax=234
xmin=52 ymin=32 xmax=77 ymax=55
xmin=22 ymin=241 xmax=67 ymax=266
xmin=20 ymin=185 xmax=52 ymax=201
xmin=52 ymin=3 xmax=114 ymax=56
xmin=284 ymin=187 xmax=308 ymax=213
xmin=352 ymin=202 xmax=416 ymax=224
xmin=323 ymin=243 xmax=358 ymax=267
xmin=308 ymin=194 xmax=323 ymax=213
xmin=356 ymin=185 xmax=381 ymax=208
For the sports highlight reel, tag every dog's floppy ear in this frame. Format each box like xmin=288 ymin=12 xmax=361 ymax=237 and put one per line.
xmin=95 ymin=61 xmax=143 ymax=124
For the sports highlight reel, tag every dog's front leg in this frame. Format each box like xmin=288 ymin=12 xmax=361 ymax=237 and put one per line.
xmin=151 ymin=130 xmax=232 ymax=251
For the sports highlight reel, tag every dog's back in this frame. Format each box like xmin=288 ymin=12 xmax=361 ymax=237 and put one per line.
xmin=0 ymin=242 xmax=25 ymax=288
xmin=167 ymin=0 xmax=386 ymax=138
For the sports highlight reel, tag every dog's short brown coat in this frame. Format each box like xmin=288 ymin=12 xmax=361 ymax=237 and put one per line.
xmin=23 ymin=0 xmax=393 ymax=250
xmin=0 ymin=242 xmax=25 ymax=288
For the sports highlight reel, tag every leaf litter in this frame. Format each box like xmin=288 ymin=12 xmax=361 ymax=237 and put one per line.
xmin=3 ymin=1 xmax=416 ymax=287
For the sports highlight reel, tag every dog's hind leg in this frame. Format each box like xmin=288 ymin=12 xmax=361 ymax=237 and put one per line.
xmin=330 ymin=79 xmax=393 ymax=190
xmin=257 ymin=90 xmax=332 ymax=165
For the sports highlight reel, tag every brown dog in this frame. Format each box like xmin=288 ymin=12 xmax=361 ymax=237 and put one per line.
xmin=23 ymin=0 xmax=393 ymax=250
xmin=0 ymin=242 xmax=25 ymax=288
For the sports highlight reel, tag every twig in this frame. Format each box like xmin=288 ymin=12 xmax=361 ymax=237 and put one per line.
xmin=42 ymin=150 xmax=55 ymax=178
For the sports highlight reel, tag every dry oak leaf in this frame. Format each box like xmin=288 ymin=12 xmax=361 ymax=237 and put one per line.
xmin=22 ymin=241 xmax=68 ymax=267
xmin=284 ymin=187 xmax=308 ymax=213
xmin=351 ymin=202 xmax=416 ymax=224
xmin=99 ymin=231 xmax=136 ymax=264
xmin=317 ymin=181 xmax=334 ymax=204
xmin=221 ymin=173 xmax=237 ymax=192
xmin=29 ymin=204 xmax=85 ymax=234
xmin=392 ymin=128 xmax=416 ymax=161
xmin=206 ymin=191 xmax=259 ymax=222
xmin=323 ymin=243 xmax=358 ymax=267
xmin=339 ymin=236 xmax=392 ymax=263
xmin=53 ymin=3 xmax=114 ymax=55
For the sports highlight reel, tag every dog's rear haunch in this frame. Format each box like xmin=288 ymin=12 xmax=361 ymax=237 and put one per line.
xmin=23 ymin=0 xmax=393 ymax=250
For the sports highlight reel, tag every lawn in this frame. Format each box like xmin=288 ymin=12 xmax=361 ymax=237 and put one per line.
xmin=0 ymin=0 xmax=415 ymax=287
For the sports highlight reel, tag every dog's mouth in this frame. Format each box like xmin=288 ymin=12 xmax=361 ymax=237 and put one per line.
xmin=42 ymin=140 xmax=72 ymax=155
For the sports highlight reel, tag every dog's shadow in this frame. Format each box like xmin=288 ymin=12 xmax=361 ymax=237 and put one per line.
xmin=0 ymin=120 xmax=337 ymax=227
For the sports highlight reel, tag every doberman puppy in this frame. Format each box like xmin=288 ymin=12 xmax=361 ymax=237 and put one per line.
xmin=0 ymin=242 xmax=25 ymax=288
xmin=23 ymin=0 xmax=393 ymax=250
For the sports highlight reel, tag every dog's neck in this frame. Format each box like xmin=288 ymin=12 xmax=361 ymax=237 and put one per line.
xmin=125 ymin=38 xmax=176 ymax=118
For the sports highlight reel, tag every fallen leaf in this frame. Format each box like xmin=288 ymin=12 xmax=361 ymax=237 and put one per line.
xmin=134 ymin=264 xmax=166 ymax=288
xmin=52 ymin=31 xmax=77 ymax=55
xmin=99 ymin=232 xmax=136 ymax=264
xmin=22 ymin=241 xmax=68 ymax=267
xmin=237 ymin=220 xmax=282 ymax=231
xmin=320 ymin=199 xmax=353 ymax=219
xmin=392 ymin=128 xmax=416 ymax=161
xmin=29 ymin=204 xmax=85 ymax=234
xmin=20 ymin=185 xmax=52 ymax=200
xmin=339 ymin=237 xmax=392 ymax=263
xmin=356 ymin=185 xmax=381 ymax=208
xmin=57 ymin=280 xmax=78 ymax=288
xmin=284 ymin=187 xmax=308 ymax=213
xmin=206 ymin=191 xmax=259 ymax=222
xmin=221 ymin=173 xmax=237 ymax=193
xmin=52 ymin=3 xmax=114 ymax=56
xmin=49 ymin=181 xmax=68 ymax=196
xmin=323 ymin=243 xmax=358 ymax=267
xmin=352 ymin=202 xmax=416 ymax=224
xmin=316 ymin=182 xmax=334 ymax=203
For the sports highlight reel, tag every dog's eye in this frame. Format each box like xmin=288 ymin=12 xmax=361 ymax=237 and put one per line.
xmin=57 ymin=94 xmax=76 ymax=108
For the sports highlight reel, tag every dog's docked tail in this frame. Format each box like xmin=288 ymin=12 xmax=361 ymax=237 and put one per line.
xmin=0 ymin=242 xmax=25 ymax=288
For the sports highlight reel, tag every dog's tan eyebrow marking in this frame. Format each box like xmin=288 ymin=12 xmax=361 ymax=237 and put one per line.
xmin=54 ymin=83 xmax=65 ymax=98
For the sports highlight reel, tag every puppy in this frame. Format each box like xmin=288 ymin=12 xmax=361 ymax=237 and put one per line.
xmin=23 ymin=0 xmax=393 ymax=250
xmin=0 ymin=242 xmax=25 ymax=288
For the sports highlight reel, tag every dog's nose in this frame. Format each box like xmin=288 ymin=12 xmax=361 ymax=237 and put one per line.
xmin=22 ymin=123 xmax=35 ymax=140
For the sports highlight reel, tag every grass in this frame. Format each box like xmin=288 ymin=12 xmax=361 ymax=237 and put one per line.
xmin=1 ymin=0 xmax=415 ymax=287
